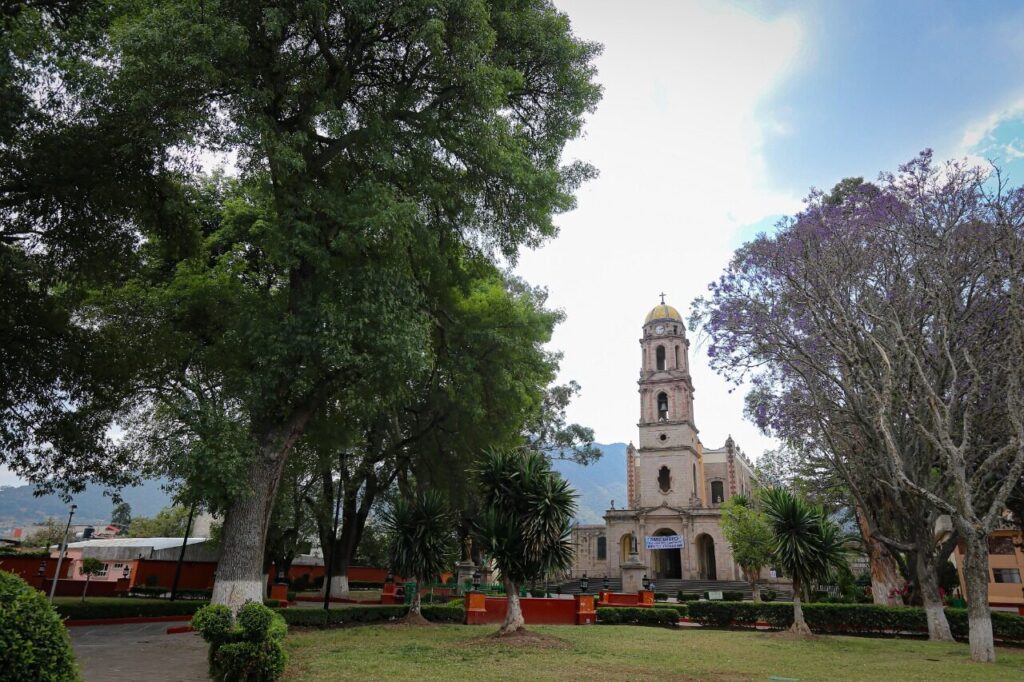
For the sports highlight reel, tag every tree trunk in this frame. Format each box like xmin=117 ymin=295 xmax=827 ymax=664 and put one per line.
xmin=960 ymin=529 xmax=996 ymax=663
xmin=790 ymin=578 xmax=811 ymax=636
xmin=322 ymin=573 xmax=350 ymax=599
xmin=410 ymin=583 xmax=422 ymax=615
xmin=211 ymin=448 xmax=289 ymax=612
xmin=856 ymin=512 xmax=903 ymax=606
xmin=499 ymin=578 xmax=525 ymax=635
xmin=747 ymin=567 xmax=761 ymax=602
xmin=914 ymin=547 xmax=953 ymax=641
xmin=82 ymin=575 xmax=90 ymax=602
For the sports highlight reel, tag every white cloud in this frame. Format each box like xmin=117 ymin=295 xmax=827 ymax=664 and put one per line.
xmin=515 ymin=1 xmax=808 ymax=461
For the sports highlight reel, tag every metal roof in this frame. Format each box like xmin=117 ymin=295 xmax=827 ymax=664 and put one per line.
xmin=64 ymin=537 xmax=208 ymax=551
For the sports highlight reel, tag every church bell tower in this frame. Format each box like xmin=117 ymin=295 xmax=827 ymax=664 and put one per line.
xmin=633 ymin=297 xmax=702 ymax=508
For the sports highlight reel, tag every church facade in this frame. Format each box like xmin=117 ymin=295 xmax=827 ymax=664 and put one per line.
xmin=569 ymin=302 xmax=757 ymax=582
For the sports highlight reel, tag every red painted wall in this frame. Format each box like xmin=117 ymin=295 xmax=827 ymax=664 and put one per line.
xmin=131 ymin=559 xmax=217 ymax=590
xmin=464 ymin=595 xmax=594 ymax=625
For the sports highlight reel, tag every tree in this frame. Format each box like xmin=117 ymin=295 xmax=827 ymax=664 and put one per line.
xmin=475 ymin=449 xmax=576 ymax=635
xmin=110 ymin=502 xmax=132 ymax=534
xmin=78 ymin=557 xmax=104 ymax=602
xmin=85 ymin=1 xmax=601 ymax=613
xmin=25 ymin=518 xmax=64 ymax=548
xmin=692 ymin=156 xmax=1024 ymax=658
xmin=381 ymin=491 xmax=456 ymax=619
xmin=128 ymin=506 xmax=191 ymax=538
xmin=761 ymin=488 xmax=850 ymax=635
xmin=719 ymin=495 xmax=773 ymax=601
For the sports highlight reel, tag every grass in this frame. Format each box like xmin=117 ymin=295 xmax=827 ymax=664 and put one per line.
xmin=284 ymin=624 xmax=1024 ymax=681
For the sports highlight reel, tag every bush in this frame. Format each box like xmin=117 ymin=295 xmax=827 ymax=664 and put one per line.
xmin=0 ymin=570 xmax=79 ymax=682
xmin=760 ymin=589 xmax=776 ymax=602
xmin=129 ymin=585 xmax=169 ymax=597
xmin=597 ymin=607 xmax=679 ymax=627
xmin=193 ymin=603 xmax=287 ymax=681
xmin=54 ymin=598 xmax=207 ymax=621
xmin=529 ymin=588 xmax=546 ymax=597
xmin=276 ymin=605 xmax=407 ymax=628
xmin=422 ymin=605 xmax=464 ymax=623
xmin=676 ymin=591 xmax=700 ymax=602
xmin=722 ymin=591 xmax=745 ymax=601
xmin=654 ymin=592 xmax=669 ymax=602
xmin=420 ymin=592 xmax=455 ymax=604
xmin=290 ymin=573 xmax=311 ymax=592
xmin=685 ymin=600 xmax=1024 ymax=644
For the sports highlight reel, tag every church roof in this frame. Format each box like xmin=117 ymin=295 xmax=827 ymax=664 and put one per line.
xmin=644 ymin=303 xmax=683 ymax=324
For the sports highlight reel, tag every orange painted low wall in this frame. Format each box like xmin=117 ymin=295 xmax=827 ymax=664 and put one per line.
xmin=597 ymin=590 xmax=654 ymax=608
xmin=131 ymin=559 xmax=217 ymax=591
xmin=464 ymin=593 xmax=596 ymax=625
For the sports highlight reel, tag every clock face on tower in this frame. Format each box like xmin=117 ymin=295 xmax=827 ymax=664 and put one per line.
xmin=654 ymin=324 xmax=665 ymax=335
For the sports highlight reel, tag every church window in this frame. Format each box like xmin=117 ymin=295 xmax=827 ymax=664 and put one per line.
xmin=659 ymin=433 xmax=667 ymax=441
xmin=657 ymin=392 xmax=668 ymax=421
xmin=711 ymin=480 xmax=725 ymax=504
xmin=597 ymin=536 xmax=607 ymax=560
xmin=656 ymin=346 xmax=666 ymax=370
xmin=658 ymin=466 xmax=671 ymax=492
xmin=673 ymin=325 xmax=678 ymax=334
xmin=692 ymin=464 xmax=697 ymax=494
xmin=675 ymin=345 xmax=681 ymax=368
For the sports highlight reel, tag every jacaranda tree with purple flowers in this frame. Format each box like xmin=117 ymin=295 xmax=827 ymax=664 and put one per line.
xmin=693 ymin=151 xmax=1024 ymax=662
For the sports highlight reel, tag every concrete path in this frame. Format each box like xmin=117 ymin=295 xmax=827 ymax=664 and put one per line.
xmin=69 ymin=622 xmax=208 ymax=682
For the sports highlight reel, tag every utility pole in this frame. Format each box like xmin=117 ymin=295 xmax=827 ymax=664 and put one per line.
xmin=49 ymin=503 xmax=77 ymax=602
xmin=169 ymin=503 xmax=198 ymax=601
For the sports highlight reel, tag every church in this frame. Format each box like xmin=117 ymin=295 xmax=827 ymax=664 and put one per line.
xmin=569 ymin=300 xmax=757 ymax=584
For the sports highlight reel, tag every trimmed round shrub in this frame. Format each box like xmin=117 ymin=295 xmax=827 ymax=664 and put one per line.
xmin=193 ymin=602 xmax=288 ymax=681
xmin=0 ymin=570 xmax=79 ymax=682
xmin=760 ymin=589 xmax=777 ymax=602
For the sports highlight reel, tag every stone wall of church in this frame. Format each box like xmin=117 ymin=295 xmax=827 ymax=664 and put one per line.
xmin=569 ymin=525 xmax=608 ymax=578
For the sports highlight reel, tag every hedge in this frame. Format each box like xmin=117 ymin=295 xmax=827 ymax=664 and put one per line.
xmin=55 ymin=599 xmax=209 ymax=621
xmin=596 ymin=607 xmax=679 ymax=627
xmin=685 ymin=601 xmax=1024 ymax=643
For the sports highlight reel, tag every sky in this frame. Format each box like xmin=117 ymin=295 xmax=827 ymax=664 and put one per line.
xmin=4 ymin=1 xmax=1024 ymax=487
xmin=512 ymin=0 xmax=1024 ymax=464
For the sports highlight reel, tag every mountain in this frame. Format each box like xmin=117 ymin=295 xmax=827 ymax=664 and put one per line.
xmin=0 ymin=479 xmax=172 ymax=528
xmin=0 ymin=441 xmax=627 ymax=528
xmin=551 ymin=442 xmax=627 ymax=524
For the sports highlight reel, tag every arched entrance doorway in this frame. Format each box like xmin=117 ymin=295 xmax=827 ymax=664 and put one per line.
xmin=650 ymin=528 xmax=682 ymax=580
xmin=696 ymin=533 xmax=717 ymax=580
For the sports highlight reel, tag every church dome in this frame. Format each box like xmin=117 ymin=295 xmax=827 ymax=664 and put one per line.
xmin=644 ymin=303 xmax=683 ymax=324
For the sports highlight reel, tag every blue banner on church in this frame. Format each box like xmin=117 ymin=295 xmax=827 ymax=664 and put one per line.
xmin=645 ymin=535 xmax=684 ymax=550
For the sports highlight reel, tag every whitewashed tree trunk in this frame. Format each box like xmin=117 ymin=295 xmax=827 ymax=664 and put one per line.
xmin=960 ymin=530 xmax=996 ymax=662
xmin=790 ymin=579 xmax=811 ymax=636
xmin=500 ymin=578 xmax=525 ymax=635
xmin=915 ymin=550 xmax=953 ymax=641
xmin=261 ymin=573 xmax=269 ymax=597
xmin=211 ymin=447 xmax=289 ymax=612
xmin=322 ymin=573 xmax=350 ymax=599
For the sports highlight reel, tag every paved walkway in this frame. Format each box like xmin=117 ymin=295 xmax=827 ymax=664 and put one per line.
xmin=70 ymin=623 xmax=208 ymax=682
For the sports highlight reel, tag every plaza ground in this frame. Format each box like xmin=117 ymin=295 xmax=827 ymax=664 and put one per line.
xmin=283 ymin=624 xmax=1024 ymax=681
xmin=69 ymin=622 xmax=207 ymax=682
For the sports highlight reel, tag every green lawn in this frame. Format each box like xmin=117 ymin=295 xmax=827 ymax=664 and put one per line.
xmin=284 ymin=624 xmax=1024 ymax=681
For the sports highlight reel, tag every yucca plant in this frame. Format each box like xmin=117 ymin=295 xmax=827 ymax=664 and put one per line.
xmin=475 ymin=449 xmax=577 ymax=635
xmin=761 ymin=487 xmax=850 ymax=635
xmin=381 ymin=491 xmax=456 ymax=619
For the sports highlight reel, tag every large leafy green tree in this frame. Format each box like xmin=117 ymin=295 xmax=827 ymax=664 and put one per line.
xmin=760 ymin=488 xmax=850 ymax=635
xmin=719 ymin=495 xmax=773 ymax=601
xmin=81 ymin=1 xmax=601 ymax=611
xmin=128 ymin=506 xmax=192 ymax=538
xmin=475 ymin=449 xmax=576 ymax=635
xmin=381 ymin=491 xmax=456 ymax=618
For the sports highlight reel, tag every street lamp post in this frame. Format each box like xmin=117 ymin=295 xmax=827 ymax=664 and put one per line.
xmin=472 ymin=568 xmax=481 ymax=591
xmin=602 ymin=575 xmax=609 ymax=591
xmin=642 ymin=574 xmax=651 ymax=591
xmin=49 ymin=503 xmax=77 ymax=602
xmin=580 ymin=573 xmax=589 ymax=594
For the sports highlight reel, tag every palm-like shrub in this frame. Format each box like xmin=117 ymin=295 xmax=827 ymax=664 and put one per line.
xmin=381 ymin=490 xmax=456 ymax=616
xmin=761 ymin=487 xmax=850 ymax=635
xmin=475 ymin=449 xmax=577 ymax=634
